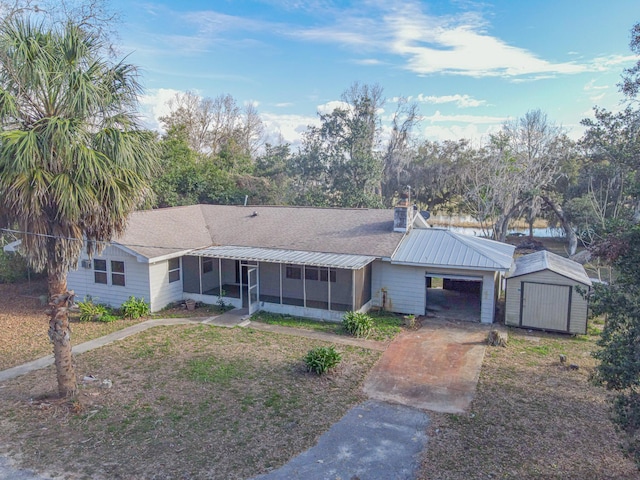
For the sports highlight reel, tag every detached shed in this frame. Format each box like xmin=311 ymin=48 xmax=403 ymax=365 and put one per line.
xmin=505 ymin=250 xmax=592 ymax=334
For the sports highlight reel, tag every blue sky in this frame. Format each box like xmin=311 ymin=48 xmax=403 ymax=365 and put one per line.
xmin=112 ymin=0 xmax=640 ymax=147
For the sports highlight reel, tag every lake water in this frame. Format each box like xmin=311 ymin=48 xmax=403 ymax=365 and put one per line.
xmin=443 ymin=226 xmax=565 ymax=238
xmin=427 ymin=215 xmax=564 ymax=238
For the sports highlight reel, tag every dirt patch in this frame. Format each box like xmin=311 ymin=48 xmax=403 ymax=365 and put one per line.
xmin=418 ymin=329 xmax=638 ymax=479
xmin=0 ymin=324 xmax=380 ymax=479
xmin=0 ymin=280 xmax=153 ymax=371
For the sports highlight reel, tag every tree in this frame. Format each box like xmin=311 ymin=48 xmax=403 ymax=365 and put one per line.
xmin=302 ymin=82 xmax=385 ymax=208
xmin=0 ymin=18 xmax=157 ymax=396
xmin=461 ymin=110 xmax=565 ymax=242
xmin=590 ymin=21 xmax=640 ymax=467
xmin=620 ymin=22 xmax=640 ymax=99
xmin=0 ymin=0 xmax=119 ymax=45
xmin=160 ymin=91 xmax=265 ymax=159
xmin=381 ymin=98 xmax=420 ymax=203
xmin=591 ymin=225 xmax=640 ymax=465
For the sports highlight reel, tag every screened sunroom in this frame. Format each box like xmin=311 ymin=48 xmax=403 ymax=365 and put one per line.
xmin=181 ymin=246 xmax=374 ymax=321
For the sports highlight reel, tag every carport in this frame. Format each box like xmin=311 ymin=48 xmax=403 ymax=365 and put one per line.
xmin=385 ymin=228 xmax=515 ymax=324
xmin=425 ymin=274 xmax=483 ymax=322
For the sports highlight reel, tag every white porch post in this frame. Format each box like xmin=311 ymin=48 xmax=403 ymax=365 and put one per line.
xmin=279 ymin=263 xmax=283 ymax=304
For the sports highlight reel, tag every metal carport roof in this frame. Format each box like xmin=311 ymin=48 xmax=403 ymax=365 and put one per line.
xmin=391 ymin=228 xmax=515 ymax=271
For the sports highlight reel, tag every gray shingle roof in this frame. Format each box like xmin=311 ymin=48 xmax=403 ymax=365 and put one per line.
xmin=508 ymin=250 xmax=592 ymax=285
xmin=391 ymin=228 xmax=515 ymax=271
xmin=115 ymin=204 xmax=404 ymax=260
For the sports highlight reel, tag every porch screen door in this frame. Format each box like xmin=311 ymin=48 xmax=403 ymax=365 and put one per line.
xmin=247 ymin=267 xmax=259 ymax=315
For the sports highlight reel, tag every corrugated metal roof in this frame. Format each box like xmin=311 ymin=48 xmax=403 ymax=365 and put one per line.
xmin=508 ymin=250 xmax=592 ymax=285
xmin=190 ymin=245 xmax=376 ymax=270
xmin=391 ymin=228 xmax=515 ymax=271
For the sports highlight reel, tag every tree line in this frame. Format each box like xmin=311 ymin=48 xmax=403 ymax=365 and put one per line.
xmin=152 ymin=83 xmax=639 ymax=256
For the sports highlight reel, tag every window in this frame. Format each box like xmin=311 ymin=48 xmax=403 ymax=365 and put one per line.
xmin=168 ymin=258 xmax=181 ymax=283
xmin=286 ymin=265 xmax=301 ymax=280
xmin=111 ymin=260 xmax=125 ymax=286
xmin=94 ymin=259 xmax=107 ymax=284
xmin=305 ymin=267 xmax=319 ymax=281
xmin=320 ymin=268 xmax=337 ymax=283
xmin=202 ymin=258 xmax=213 ymax=274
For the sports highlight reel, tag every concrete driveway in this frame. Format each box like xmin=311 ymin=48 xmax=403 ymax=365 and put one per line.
xmin=363 ymin=318 xmax=489 ymax=413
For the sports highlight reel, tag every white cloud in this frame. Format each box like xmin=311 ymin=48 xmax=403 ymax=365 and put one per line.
xmin=422 ymin=123 xmax=500 ymax=144
xmin=138 ymin=88 xmax=182 ymax=131
xmin=424 ymin=110 xmax=507 ymax=124
xmin=261 ymin=112 xmax=319 ymax=147
xmin=316 ymin=100 xmax=350 ymax=114
xmin=584 ymin=79 xmax=609 ymax=91
xmin=352 ymin=58 xmax=383 ymax=65
xmin=406 ymin=93 xmax=487 ymax=108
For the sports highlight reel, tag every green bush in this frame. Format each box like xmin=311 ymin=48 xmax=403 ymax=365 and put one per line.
xmin=77 ymin=298 xmax=109 ymax=322
xmin=343 ymin=311 xmax=373 ymax=338
xmin=0 ymin=250 xmax=32 ymax=283
xmin=121 ymin=296 xmax=150 ymax=319
xmin=304 ymin=346 xmax=342 ymax=375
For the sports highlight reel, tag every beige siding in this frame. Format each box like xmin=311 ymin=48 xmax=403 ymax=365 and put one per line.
xmin=506 ymin=270 xmax=589 ymax=334
xmin=67 ymin=246 xmax=150 ymax=308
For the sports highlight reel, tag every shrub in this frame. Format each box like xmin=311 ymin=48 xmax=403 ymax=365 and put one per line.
xmin=304 ymin=346 xmax=341 ymax=375
xmin=343 ymin=311 xmax=373 ymax=338
xmin=77 ymin=298 xmax=109 ymax=322
xmin=98 ymin=313 xmax=119 ymax=323
xmin=0 ymin=250 xmax=34 ymax=283
xmin=121 ymin=296 xmax=150 ymax=319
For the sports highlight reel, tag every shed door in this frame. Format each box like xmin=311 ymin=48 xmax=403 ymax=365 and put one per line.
xmin=521 ymin=282 xmax=571 ymax=332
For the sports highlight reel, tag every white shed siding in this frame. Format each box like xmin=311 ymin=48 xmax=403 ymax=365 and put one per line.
xmin=506 ymin=269 xmax=589 ymax=334
xmin=148 ymin=259 xmax=185 ymax=311
xmin=67 ymin=246 xmax=150 ymax=308
xmin=372 ymin=261 xmax=426 ymax=316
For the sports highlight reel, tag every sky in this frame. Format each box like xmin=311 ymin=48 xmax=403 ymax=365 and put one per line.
xmin=110 ymin=0 xmax=640 ymax=148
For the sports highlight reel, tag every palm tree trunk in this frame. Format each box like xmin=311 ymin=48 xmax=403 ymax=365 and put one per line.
xmin=47 ymin=274 xmax=77 ymax=397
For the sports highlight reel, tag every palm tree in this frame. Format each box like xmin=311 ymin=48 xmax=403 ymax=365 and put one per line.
xmin=0 ymin=18 xmax=157 ymax=397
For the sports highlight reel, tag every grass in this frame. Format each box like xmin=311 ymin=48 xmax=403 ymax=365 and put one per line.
xmin=252 ymin=310 xmax=403 ymax=341
xmin=418 ymin=327 xmax=638 ymax=479
xmin=0 ymin=324 xmax=381 ymax=479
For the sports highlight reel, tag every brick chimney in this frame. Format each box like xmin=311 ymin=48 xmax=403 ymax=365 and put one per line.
xmin=393 ymin=195 xmax=413 ymax=232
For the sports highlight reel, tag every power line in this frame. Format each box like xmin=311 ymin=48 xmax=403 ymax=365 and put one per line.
xmin=1 ymin=227 xmax=194 ymax=252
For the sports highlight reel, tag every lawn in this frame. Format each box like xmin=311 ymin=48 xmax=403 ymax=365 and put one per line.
xmin=2 ymin=280 xmax=637 ymax=479
xmin=418 ymin=326 xmax=639 ymax=479
xmin=0 ymin=324 xmax=380 ymax=479
xmin=252 ymin=310 xmax=404 ymax=341
xmin=0 ymin=280 xmax=157 ymax=370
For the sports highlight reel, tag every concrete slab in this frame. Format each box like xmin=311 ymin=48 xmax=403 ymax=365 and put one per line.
xmin=363 ymin=319 xmax=488 ymax=413
xmin=251 ymin=400 xmax=429 ymax=480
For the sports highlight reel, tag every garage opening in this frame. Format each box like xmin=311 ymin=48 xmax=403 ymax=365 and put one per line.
xmin=425 ymin=274 xmax=482 ymax=322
